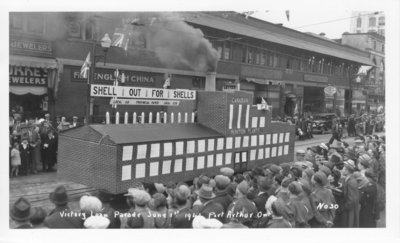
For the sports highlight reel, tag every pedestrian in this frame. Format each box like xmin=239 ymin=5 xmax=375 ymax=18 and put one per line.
xmin=266 ymin=199 xmax=292 ymax=228
xmin=125 ymin=189 xmax=155 ymax=228
xmin=341 ymin=160 xmax=360 ymax=227
xmin=96 ymin=189 xmax=121 ymax=228
xmin=354 ymin=172 xmax=377 ymax=228
xmin=149 ymin=193 xmax=170 ymax=228
xmin=28 ymin=125 xmax=41 ymax=174
xmin=286 ymin=181 xmax=310 ymax=227
xmin=19 ymin=138 xmax=30 ymax=176
xmin=193 ymin=184 xmax=224 ymax=223
xmin=169 ymin=184 xmax=194 ymax=228
xmin=328 ymin=118 xmax=342 ymax=145
xmin=10 ymin=142 xmax=21 ymax=177
xmin=211 ymin=175 xmax=234 ymax=215
xmin=226 ymin=181 xmax=258 ymax=227
xmin=44 ymin=185 xmax=84 ymax=228
xmin=309 ymin=171 xmax=336 ymax=227
xmin=10 ymin=197 xmax=35 ymax=229
xmin=42 ymin=130 xmax=57 ymax=172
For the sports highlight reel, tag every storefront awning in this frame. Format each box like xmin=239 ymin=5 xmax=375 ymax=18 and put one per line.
xmin=10 ymin=55 xmax=58 ymax=69
xmin=9 ymin=86 xmax=47 ymax=96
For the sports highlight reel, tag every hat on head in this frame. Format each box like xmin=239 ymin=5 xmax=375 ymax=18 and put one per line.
xmin=10 ymin=197 xmax=34 ymax=222
xmin=154 ymin=183 xmax=166 ymax=194
xmin=175 ymin=184 xmax=191 ymax=201
xmin=319 ymin=143 xmax=329 ymax=151
xmin=150 ymin=193 xmax=167 ymax=209
xmin=208 ymin=179 xmax=216 ymax=188
xmin=79 ymin=195 xmax=102 ymax=214
xmin=354 ymin=139 xmax=364 ymax=145
xmin=296 ymin=149 xmax=306 ymax=156
xmin=258 ymin=176 xmax=272 ymax=192
xmin=319 ymin=165 xmax=332 ymax=176
xmin=342 ymin=141 xmax=349 ymax=148
xmin=198 ymin=185 xmax=215 ymax=200
xmin=236 ymin=180 xmax=249 ymax=195
xmin=303 ymin=168 xmax=315 ymax=179
xmin=49 ymin=186 xmax=69 ymax=206
xmin=197 ymin=175 xmax=210 ymax=188
xmin=45 ymin=113 xmax=50 ymax=117
xmin=124 ymin=188 xmax=141 ymax=197
xmin=288 ymin=181 xmax=303 ymax=195
xmin=344 ymin=160 xmax=356 ymax=172
xmin=313 ymin=171 xmax=328 ymax=186
xmin=279 ymin=163 xmax=291 ymax=175
xmin=73 ymin=116 xmax=78 ymax=119
xmin=269 ymin=164 xmax=281 ymax=175
xmin=84 ymin=215 xmax=110 ymax=229
xmin=307 ymin=146 xmax=319 ymax=154
xmin=323 ymin=161 xmax=335 ymax=171
xmin=281 ymin=177 xmax=295 ymax=188
xmin=271 ymin=198 xmax=286 ymax=216
xmin=219 ymin=167 xmax=234 ymax=177
xmin=131 ymin=190 xmax=151 ymax=206
xmin=215 ymin=175 xmax=231 ymax=190
xmin=358 ymin=153 xmax=371 ymax=164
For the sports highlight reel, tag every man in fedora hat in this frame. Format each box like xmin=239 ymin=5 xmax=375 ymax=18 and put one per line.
xmin=10 ymin=197 xmax=35 ymax=229
xmin=341 ymin=160 xmax=360 ymax=227
xmin=252 ymin=176 xmax=272 ymax=214
xmin=211 ymin=175 xmax=233 ymax=213
xmin=193 ymin=185 xmax=224 ymax=223
xmin=44 ymin=185 xmax=84 ymax=228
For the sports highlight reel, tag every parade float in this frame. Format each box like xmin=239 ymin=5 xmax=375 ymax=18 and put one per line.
xmin=57 ymin=84 xmax=295 ymax=194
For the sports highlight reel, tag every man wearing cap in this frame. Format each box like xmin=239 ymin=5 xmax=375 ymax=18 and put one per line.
xmin=70 ymin=116 xmax=81 ymax=128
xmin=309 ymin=171 xmax=336 ymax=227
xmin=10 ymin=197 xmax=35 ymax=228
xmin=44 ymin=186 xmax=84 ymax=228
xmin=266 ymin=199 xmax=292 ymax=228
xmin=170 ymin=184 xmax=195 ymax=228
xmin=341 ymin=160 xmax=360 ymax=227
xmin=252 ymin=176 xmax=272 ymax=214
xmin=125 ymin=189 xmax=155 ymax=228
xmin=211 ymin=175 xmax=233 ymax=214
xmin=286 ymin=181 xmax=310 ymax=227
xmin=226 ymin=181 xmax=258 ymax=227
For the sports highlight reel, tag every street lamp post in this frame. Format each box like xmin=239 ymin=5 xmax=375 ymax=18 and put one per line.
xmin=85 ymin=33 xmax=112 ymax=125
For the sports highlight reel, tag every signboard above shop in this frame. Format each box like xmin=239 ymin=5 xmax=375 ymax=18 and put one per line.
xmin=69 ymin=66 xmax=160 ymax=86
xmin=10 ymin=35 xmax=53 ymax=57
xmin=9 ymin=66 xmax=48 ymax=87
xmin=90 ymin=84 xmax=196 ymax=100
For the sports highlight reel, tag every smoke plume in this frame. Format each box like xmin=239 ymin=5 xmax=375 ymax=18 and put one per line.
xmin=142 ymin=13 xmax=219 ymax=72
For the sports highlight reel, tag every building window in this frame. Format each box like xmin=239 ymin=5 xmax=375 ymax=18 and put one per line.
xmin=214 ymin=41 xmax=223 ymax=59
xmin=84 ymin=21 xmax=95 ymax=40
xmin=369 ymin=17 xmax=376 ymax=27
xmin=382 ymin=44 xmax=384 ymax=52
xmin=10 ymin=13 xmax=24 ymax=30
xmin=27 ymin=13 xmax=45 ymax=34
xmin=247 ymin=48 xmax=253 ymax=64
xmin=378 ymin=16 xmax=385 ymax=26
xmin=68 ymin=21 xmax=81 ymax=38
xmin=373 ymin=41 xmax=377 ymax=50
xmin=255 ymin=50 xmax=260 ymax=65
xmin=223 ymin=41 xmax=232 ymax=60
xmin=356 ymin=17 xmax=362 ymax=28
xmin=242 ymin=45 xmax=247 ymax=63
xmin=260 ymin=51 xmax=267 ymax=65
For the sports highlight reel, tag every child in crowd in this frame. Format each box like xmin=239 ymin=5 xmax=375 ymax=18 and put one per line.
xmin=10 ymin=142 xmax=21 ymax=177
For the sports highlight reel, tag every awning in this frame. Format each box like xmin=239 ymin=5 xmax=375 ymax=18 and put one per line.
xmin=10 ymin=86 xmax=47 ymax=96
xmin=10 ymin=55 xmax=58 ymax=69
xmin=244 ymin=78 xmax=282 ymax=86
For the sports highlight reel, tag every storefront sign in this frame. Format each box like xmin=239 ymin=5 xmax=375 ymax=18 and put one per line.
xmin=324 ymin=86 xmax=337 ymax=96
xmin=10 ymin=36 xmax=53 ymax=57
xmin=222 ymin=84 xmax=237 ymax=92
xmin=71 ymin=66 xmax=158 ymax=86
xmin=91 ymin=84 xmax=196 ymax=100
xmin=304 ymin=74 xmax=328 ymax=83
xmin=9 ymin=66 xmax=48 ymax=86
xmin=110 ymin=99 xmax=180 ymax=106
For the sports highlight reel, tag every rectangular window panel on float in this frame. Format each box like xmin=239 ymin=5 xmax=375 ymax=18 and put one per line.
xmin=251 ymin=135 xmax=258 ymax=147
xmin=266 ymin=134 xmax=271 ymax=145
xmin=121 ymin=165 xmax=131 ymax=181
xmin=198 ymin=140 xmax=205 ymax=153
xmin=279 ymin=133 xmax=284 ymax=143
xmin=272 ymin=133 xmax=278 ymax=144
xmin=149 ymin=162 xmax=159 ymax=176
xmin=285 ymin=132 xmax=290 ymax=142
xmin=265 ymin=147 xmax=270 ymax=158
xmin=226 ymin=137 xmax=233 ymax=149
xmin=137 ymin=144 xmax=147 ymax=159
xmin=162 ymin=160 xmax=171 ymax=174
xmin=258 ymin=148 xmax=264 ymax=159
xmin=243 ymin=136 xmax=249 ymax=147
xmin=250 ymin=149 xmax=257 ymax=161
xmin=235 ymin=137 xmax=242 ymax=149
xmin=135 ymin=163 xmax=146 ymax=178
xmin=259 ymin=135 xmax=265 ymax=145
xmin=174 ymin=159 xmax=183 ymax=172
xmin=187 ymin=141 xmax=195 ymax=154
xmin=197 ymin=156 xmax=205 ymax=169
xmin=150 ymin=143 xmax=160 ymax=158
xmin=216 ymin=154 xmax=223 ymax=166
xmin=122 ymin=145 xmax=133 ymax=161
xmin=284 ymin=145 xmax=289 ymax=155
xmin=208 ymin=139 xmax=215 ymax=151
xmin=163 ymin=143 xmax=173 ymax=157
xmin=271 ymin=147 xmax=277 ymax=157
xmin=207 ymin=155 xmax=214 ymax=168
xmin=217 ymin=138 xmax=224 ymax=150
xmin=259 ymin=117 xmax=265 ymax=127
xmin=186 ymin=157 xmax=194 ymax=171
xmin=225 ymin=153 xmax=232 ymax=164
xmin=175 ymin=141 xmax=184 ymax=155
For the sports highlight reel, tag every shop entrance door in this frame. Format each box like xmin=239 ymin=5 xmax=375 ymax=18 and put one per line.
xmin=9 ymin=93 xmax=47 ymax=120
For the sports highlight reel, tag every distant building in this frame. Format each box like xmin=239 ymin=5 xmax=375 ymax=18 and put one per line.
xmin=350 ymin=11 xmax=385 ymax=36
xmin=341 ymin=32 xmax=385 ymax=112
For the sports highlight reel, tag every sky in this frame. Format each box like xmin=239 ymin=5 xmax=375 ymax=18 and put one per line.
xmin=251 ymin=10 xmax=354 ymax=39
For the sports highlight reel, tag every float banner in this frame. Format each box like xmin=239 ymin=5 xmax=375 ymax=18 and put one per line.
xmin=110 ymin=99 xmax=180 ymax=106
xmin=90 ymin=84 xmax=196 ymax=100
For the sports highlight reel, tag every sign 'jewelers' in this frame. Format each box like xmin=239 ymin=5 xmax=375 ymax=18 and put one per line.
xmin=90 ymin=84 xmax=196 ymax=100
